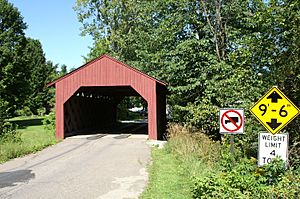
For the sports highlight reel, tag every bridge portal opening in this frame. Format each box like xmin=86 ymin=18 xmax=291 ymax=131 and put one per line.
xmin=63 ymin=86 xmax=148 ymax=137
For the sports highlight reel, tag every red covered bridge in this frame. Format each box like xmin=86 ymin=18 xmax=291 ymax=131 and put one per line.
xmin=48 ymin=55 xmax=167 ymax=140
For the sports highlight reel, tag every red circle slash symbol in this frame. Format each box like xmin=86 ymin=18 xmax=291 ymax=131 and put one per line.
xmin=221 ymin=110 xmax=243 ymax=132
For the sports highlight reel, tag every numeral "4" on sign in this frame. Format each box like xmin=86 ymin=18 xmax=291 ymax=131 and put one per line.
xmin=270 ymin=150 xmax=276 ymax=156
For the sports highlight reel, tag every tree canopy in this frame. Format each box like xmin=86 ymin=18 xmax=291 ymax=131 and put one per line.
xmin=0 ymin=0 xmax=60 ymax=118
xmin=0 ymin=0 xmax=28 ymax=116
xmin=75 ymin=0 xmax=299 ymax=155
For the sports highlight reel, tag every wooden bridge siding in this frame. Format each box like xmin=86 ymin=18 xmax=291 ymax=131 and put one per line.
xmin=55 ymin=57 xmax=160 ymax=140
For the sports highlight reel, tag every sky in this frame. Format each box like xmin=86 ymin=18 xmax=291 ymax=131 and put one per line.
xmin=8 ymin=0 xmax=93 ymax=70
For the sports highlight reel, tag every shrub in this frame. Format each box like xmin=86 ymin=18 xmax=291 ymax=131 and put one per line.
xmin=272 ymin=170 xmax=300 ymax=198
xmin=37 ymin=107 xmax=46 ymax=116
xmin=0 ymin=122 xmax=20 ymax=143
xmin=147 ymin=123 xmax=300 ymax=199
xmin=43 ymin=112 xmax=55 ymax=132
xmin=192 ymin=154 xmax=300 ymax=199
xmin=15 ymin=106 xmax=33 ymax=117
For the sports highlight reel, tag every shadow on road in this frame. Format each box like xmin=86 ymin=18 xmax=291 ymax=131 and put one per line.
xmin=0 ymin=170 xmax=35 ymax=188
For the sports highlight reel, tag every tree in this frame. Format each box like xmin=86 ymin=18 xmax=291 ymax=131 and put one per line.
xmin=23 ymin=38 xmax=57 ymax=115
xmin=74 ymin=0 xmax=262 ymax=134
xmin=75 ymin=0 xmax=299 ymax=150
xmin=1 ymin=0 xmax=58 ymax=118
xmin=60 ymin=64 xmax=68 ymax=76
xmin=0 ymin=0 xmax=28 ymax=117
xmin=69 ymin=67 xmax=77 ymax=72
xmin=74 ymin=0 xmax=142 ymax=63
xmin=232 ymin=0 xmax=300 ymax=158
xmin=0 ymin=99 xmax=8 ymax=136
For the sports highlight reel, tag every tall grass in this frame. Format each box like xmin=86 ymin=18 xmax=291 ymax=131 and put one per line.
xmin=141 ymin=123 xmax=222 ymax=199
xmin=166 ymin=123 xmax=221 ymax=172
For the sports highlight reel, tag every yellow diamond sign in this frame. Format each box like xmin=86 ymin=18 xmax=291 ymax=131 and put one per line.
xmin=250 ymin=86 xmax=300 ymax=135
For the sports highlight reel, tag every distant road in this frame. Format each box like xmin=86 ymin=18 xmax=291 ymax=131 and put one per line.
xmin=0 ymin=134 xmax=150 ymax=199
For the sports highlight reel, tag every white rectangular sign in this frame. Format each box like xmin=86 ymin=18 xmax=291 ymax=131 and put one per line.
xmin=219 ymin=108 xmax=244 ymax=134
xmin=258 ymin=132 xmax=288 ymax=167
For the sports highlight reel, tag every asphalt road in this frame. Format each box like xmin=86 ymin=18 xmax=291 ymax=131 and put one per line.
xmin=0 ymin=134 xmax=150 ymax=199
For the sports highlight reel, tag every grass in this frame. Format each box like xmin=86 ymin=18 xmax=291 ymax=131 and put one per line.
xmin=0 ymin=116 xmax=56 ymax=163
xmin=140 ymin=148 xmax=193 ymax=199
xmin=141 ymin=124 xmax=221 ymax=199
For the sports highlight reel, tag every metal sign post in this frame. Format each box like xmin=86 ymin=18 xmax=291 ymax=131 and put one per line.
xmin=230 ymin=135 xmax=234 ymax=154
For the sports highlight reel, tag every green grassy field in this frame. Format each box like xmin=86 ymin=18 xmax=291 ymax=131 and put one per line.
xmin=140 ymin=148 xmax=193 ymax=199
xmin=0 ymin=117 xmax=56 ymax=163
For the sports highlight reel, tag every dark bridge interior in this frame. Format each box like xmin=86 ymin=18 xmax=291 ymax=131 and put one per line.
xmin=63 ymin=86 xmax=147 ymax=137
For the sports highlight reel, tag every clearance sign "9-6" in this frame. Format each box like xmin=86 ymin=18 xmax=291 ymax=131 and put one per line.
xmin=250 ymin=86 xmax=300 ymax=135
